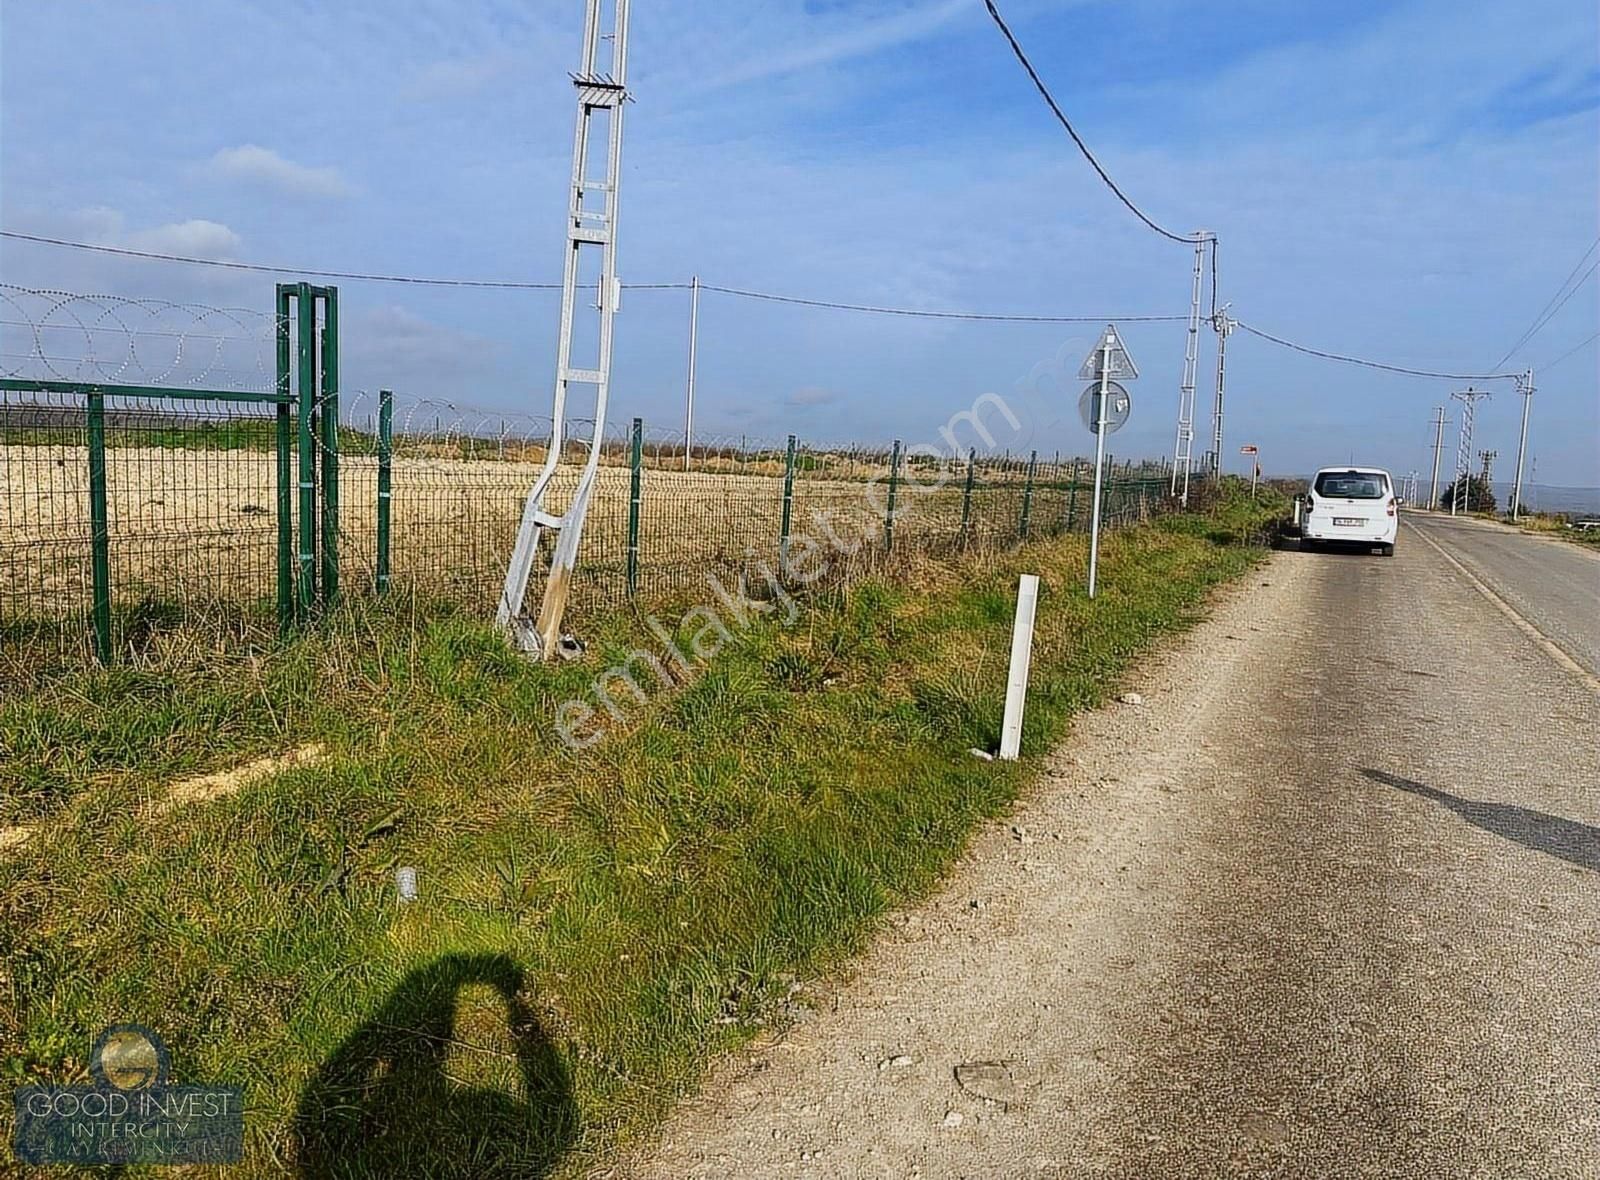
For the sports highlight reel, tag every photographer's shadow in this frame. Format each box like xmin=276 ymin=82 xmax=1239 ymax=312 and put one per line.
xmin=294 ymin=952 xmax=576 ymax=1178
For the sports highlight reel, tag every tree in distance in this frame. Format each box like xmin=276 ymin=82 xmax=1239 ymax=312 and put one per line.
xmin=1440 ymin=474 xmax=1497 ymax=514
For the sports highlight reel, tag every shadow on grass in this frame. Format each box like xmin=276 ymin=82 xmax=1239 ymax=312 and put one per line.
xmin=293 ymin=953 xmax=576 ymax=1178
xmin=1362 ymin=768 xmax=1600 ymax=873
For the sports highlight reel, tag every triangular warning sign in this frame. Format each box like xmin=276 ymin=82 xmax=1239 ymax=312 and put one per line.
xmin=1076 ymin=324 xmax=1139 ymax=381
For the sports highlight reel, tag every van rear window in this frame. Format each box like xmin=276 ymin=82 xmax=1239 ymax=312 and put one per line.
xmin=1315 ymin=472 xmax=1386 ymax=499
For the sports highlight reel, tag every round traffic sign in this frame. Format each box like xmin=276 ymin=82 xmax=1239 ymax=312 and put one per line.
xmin=1079 ymin=381 xmax=1131 ymax=435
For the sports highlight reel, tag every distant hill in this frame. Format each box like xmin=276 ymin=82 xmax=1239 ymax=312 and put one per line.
xmin=1496 ymin=483 xmax=1600 ymax=515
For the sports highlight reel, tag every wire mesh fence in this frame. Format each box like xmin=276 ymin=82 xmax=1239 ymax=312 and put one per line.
xmin=3 ymin=387 xmax=1172 ymax=674
xmin=355 ymin=397 xmax=1171 ymax=621
xmin=0 ymin=387 xmax=285 ymax=664
xmin=1 ymin=282 xmax=1180 ymax=677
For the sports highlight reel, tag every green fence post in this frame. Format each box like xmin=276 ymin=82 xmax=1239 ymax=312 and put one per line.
xmin=318 ymin=287 xmax=340 ymax=605
xmin=377 ymin=389 xmax=392 ymax=594
xmin=1049 ymin=450 xmax=1060 ymax=534
xmin=1020 ymin=449 xmax=1037 ymax=539
xmin=626 ymin=417 xmax=643 ymax=596
xmin=295 ymin=284 xmax=317 ymax=614
xmin=86 ymin=391 xmax=112 ymax=664
xmin=1067 ymin=459 xmax=1081 ymax=531
xmin=780 ymin=433 xmax=797 ymax=569
xmin=960 ymin=447 xmax=975 ymax=540
xmin=275 ymin=284 xmax=293 ymax=633
xmin=885 ymin=439 xmax=902 ymax=552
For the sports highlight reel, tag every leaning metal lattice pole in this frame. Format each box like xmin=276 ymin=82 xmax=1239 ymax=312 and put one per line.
xmin=498 ymin=0 xmax=630 ymax=658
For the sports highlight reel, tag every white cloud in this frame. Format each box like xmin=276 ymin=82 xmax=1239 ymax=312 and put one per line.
xmin=206 ymin=145 xmax=352 ymax=199
xmin=682 ymin=0 xmax=974 ymax=92
xmin=340 ymin=305 xmax=504 ymax=400
xmin=124 ymin=218 xmax=242 ymax=260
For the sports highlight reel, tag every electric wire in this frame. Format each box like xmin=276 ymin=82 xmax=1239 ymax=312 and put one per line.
xmin=1490 ymin=237 xmax=1600 ymax=370
xmin=0 ymin=232 xmax=1184 ymax=324
xmin=1535 ymin=330 xmax=1599 ymax=374
xmin=1234 ymin=320 xmax=1522 ymax=381
xmin=981 ymin=0 xmax=1197 ymax=246
xmin=0 ymin=231 xmax=593 ymax=288
xmin=698 ymin=284 xmax=1185 ymax=322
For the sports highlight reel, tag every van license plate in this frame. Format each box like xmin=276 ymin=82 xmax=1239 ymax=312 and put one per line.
xmin=1334 ymin=517 xmax=1362 ymax=526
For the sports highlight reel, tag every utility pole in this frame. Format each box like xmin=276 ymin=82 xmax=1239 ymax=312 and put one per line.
xmin=1209 ymin=305 xmax=1233 ymax=477
xmin=1427 ymin=406 xmax=1447 ymax=510
xmin=1509 ymin=367 xmax=1534 ymax=519
xmin=1087 ymin=332 xmax=1112 ymax=599
xmin=1170 ymin=232 xmax=1208 ymax=505
xmin=1478 ymin=448 xmax=1497 ymax=494
xmin=683 ymin=274 xmax=700 ymax=471
xmin=1448 ymin=387 xmax=1490 ymax=516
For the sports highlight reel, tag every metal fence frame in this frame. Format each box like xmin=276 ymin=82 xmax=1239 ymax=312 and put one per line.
xmin=0 ymin=377 xmax=294 ymax=663
xmin=2 ymin=281 xmax=1182 ymax=672
xmin=0 ymin=283 xmax=340 ymax=665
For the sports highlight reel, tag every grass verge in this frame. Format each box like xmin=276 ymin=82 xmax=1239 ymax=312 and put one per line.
xmin=0 ymin=494 xmax=1280 ymax=1177
xmin=1514 ymin=511 xmax=1600 ymax=550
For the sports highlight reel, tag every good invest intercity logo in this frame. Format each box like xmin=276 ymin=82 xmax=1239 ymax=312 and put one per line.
xmin=13 ymin=1024 xmax=243 ymax=1165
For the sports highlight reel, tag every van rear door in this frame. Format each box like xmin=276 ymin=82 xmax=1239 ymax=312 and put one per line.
xmin=1313 ymin=471 xmax=1389 ymax=527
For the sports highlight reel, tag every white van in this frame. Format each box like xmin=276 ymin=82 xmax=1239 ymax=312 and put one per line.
xmin=1300 ymin=467 xmax=1397 ymax=556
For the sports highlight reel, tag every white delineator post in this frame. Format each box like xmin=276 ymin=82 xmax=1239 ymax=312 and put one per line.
xmin=1087 ymin=333 xmax=1112 ymax=599
xmin=999 ymin=573 xmax=1040 ymax=761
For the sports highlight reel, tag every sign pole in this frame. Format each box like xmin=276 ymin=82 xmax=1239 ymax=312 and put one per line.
xmin=1087 ymin=335 xmax=1111 ymax=599
xmin=1238 ymin=443 xmax=1259 ymax=498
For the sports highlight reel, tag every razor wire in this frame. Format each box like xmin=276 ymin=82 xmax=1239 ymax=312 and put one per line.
xmin=0 ymin=284 xmax=280 ymax=392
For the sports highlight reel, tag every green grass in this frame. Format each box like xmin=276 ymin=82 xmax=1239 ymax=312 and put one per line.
xmin=0 ymin=492 xmax=1281 ymax=1177
xmin=1515 ymin=511 xmax=1600 ymax=549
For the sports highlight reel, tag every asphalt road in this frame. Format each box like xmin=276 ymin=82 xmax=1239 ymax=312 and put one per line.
xmin=618 ymin=517 xmax=1600 ymax=1179
xmin=1403 ymin=511 xmax=1600 ymax=678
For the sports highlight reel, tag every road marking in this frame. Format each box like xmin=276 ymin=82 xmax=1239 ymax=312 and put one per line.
xmin=1410 ymin=522 xmax=1600 ymax=695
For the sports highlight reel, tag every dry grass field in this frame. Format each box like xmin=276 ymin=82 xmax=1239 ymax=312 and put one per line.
xmin=3 ymin=443 xmax=1095 ymax=636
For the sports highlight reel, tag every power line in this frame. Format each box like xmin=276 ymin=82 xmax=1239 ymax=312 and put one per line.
xmin=981 ymin=0 xmax=1196 ymax=246
xmin=1491 ymin=237 xmax=1600 ymax=370
xmin=0 ymin=230 xmax=594 ymax=289
xmin=1536 ymin=330 xmax=1599 ymax=373
xmin=699 ymin=284 xmax=1185 ymax=323
xmin=1506 ymin=255 xmax=1599 ymax=362
xmin=1235 ymin=320 xmax=1522 ymax=381
xmin=0 ymin=231 xmax=1184 ymax=324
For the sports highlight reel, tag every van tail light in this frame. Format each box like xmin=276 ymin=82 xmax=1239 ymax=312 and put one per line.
xmin=1386 ymin=497 xmax=1396 ymax=517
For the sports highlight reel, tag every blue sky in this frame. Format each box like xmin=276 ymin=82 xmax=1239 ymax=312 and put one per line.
xmin=2 ymin=0 xmax=1597 ymax=484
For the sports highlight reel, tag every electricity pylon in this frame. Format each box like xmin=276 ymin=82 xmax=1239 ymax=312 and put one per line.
xmin=1448 ymin=387 xmax=1490 ymax=516
xmin=499 ymin=0 xmax=631 ymax=658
